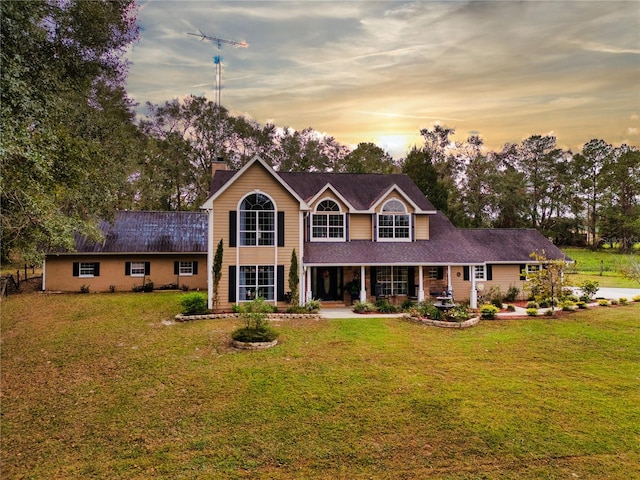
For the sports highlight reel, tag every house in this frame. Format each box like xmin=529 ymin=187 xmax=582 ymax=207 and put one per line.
xmin=200 ymin=156 xmax=569 ymax=310
xmin=44 ymin=211 xmax=208 ymax=293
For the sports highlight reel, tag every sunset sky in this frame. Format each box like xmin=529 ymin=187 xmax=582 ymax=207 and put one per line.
xmin=126 ymin=0 xmax=640 ymax=158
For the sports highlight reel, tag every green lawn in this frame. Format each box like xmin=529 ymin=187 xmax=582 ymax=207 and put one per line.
xmin=562 ymin=247 xmax=640 ymax=288
xmin=2 ymin=292 xmax=639 ymax=479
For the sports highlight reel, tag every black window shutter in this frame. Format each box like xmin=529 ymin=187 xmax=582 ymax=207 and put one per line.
xmin=277 ymin=211 xmax=285 ymax=247
xmin=411 ymin=214 xmax=415 ymax=241
xmin=174 ymin=261 xmax=179 ymax=275
xmin=408 ymin=267 xmax=415 ymax=296
xmin=437 ymin=266 xmax=444 ymax=280
xmin=345 ymin=214 xmax=349 ymax=241
xmin=373 ymin=214 xmax=377 ymax=240
xmin=305 ymin=214 xmax=310 ymax=241
xmin=229 ymin=211 xmax=237 ymax=247
xmin=370 ymin=266 xmax=377 ymax=295
xmin=93 ymin=263 xmax=100 ymax=277
xmin=228 ymin=266 xmax=236 ymax=303
xmin=125 ymin=262 xmax=131 ymax=275
xmin=145 ymin=262 xmax=151 ymax=276
xmin=519 ymin=264 xmax=526 ymax=280
xmin=486 ymin=264 xmax=493 ymax=281
xmin=73 ymin=262 xmax=79 ymax=277
xmin=463 ymin=266 xmax=470 ymax=281
xmin=192 ymin=261 xmax=198 ymax=275
xmin=277 ymin=265 xmax=285 ymax=301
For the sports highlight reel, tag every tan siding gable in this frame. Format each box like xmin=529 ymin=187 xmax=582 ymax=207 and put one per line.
xmin=375 ymin=193 xmax=416 ymax=213
xmin=349 ymin=214 xmax=372 ymax=240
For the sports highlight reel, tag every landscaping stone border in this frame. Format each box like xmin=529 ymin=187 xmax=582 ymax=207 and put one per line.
xmin=405 ymin=315 xmax=481 ymax=329
xmin=175 ymin=312 xmax=322 ymax=322
xmin=232 ymin=339 xmax=278 ymax=350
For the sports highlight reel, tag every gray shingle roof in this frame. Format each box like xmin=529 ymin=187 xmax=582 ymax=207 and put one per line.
xmin=304 ymin=212 xmax=571 ymax=265
xmin=209 ymin=168 xmax=436 ymax=212
xmin=62 ymin=211 xmax=208 ymax=254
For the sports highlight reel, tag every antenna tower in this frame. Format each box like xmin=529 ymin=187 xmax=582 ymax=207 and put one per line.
xmin=188 ymin=30 xmax=248 ymax=106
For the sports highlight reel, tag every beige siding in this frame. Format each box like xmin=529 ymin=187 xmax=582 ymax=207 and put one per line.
xmin=375 ymin=193 xmax=417 ymax=213
xmin=44 ymin=254 xmax=207 ymax=292
xmin=309 ymin=191 xmax=348 ymax=212
xmin=212 ymin=161 xmax=301 ymax=310
xmin=414 ymin=215 xmax=429 ymax=240
xmin=349 ymin=214 xmax=372 ymax=240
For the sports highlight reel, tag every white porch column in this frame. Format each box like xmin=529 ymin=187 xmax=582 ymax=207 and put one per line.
xmin=305 ymin=267 xmax=312 ymax=302
xmin=359 ymin=265 xmax=366 ymax=303
xmin=447 ymin=265 xmax=453 ymax=295
xmin=470 ymin=266 xmax=478 ymax=309
xmin=418 ymin=265 xmax=425 ymax=301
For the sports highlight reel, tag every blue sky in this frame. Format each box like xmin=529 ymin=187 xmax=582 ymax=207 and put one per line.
xmin=126 ymin=0 xmax=640 ymax=157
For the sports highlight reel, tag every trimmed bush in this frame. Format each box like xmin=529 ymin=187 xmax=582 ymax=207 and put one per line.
xmin=576 ymin=301 xmax=587 ymax=309
xmin=633 ymin=295 xmax=640 ymax=302
xmin=561 ymin=300 xmax=576 ymax=312
xmin=375 ymin=299 xmax=398 ymax=313
xmin=619 ymin=297 xmax=628 ymax=305
xmin=598 ymin=299 xmax=610 ymax=307
xmin=304 ymin=299 xmax=321 ymax=313
xmin=526 ymin=308 xmax=538 ymax=316
xmin=506 ymin=304 xmax=516 ymax=312
xmin=480 ymin=304 xmax=499 ymax=319
xmin=526 ymin=301 xmax=539 ymax=309
xmin=180 ymin=292 xmax=209 ymax=315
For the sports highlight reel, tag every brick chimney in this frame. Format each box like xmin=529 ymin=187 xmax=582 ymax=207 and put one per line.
xmin=211 ymin=157 xmax=228 ymax=177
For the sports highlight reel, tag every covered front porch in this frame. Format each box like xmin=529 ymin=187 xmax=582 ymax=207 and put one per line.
xmin=302 ymin=264 xmax=483 ymax=308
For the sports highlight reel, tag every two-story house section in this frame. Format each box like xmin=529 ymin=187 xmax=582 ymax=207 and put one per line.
xmin=201 ymin=156 xmax=569 ymax=311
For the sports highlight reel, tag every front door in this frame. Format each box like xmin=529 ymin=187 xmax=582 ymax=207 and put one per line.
xmin=313 ymin=267 xmax=342 ymax=301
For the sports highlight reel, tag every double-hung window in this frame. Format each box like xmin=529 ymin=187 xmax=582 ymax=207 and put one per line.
xmin=376 ymin=266 xmax=409 ymax=296
xmin=130 ymin=262 xmax=146 ymax=277
xmin=239 ymin=265 xmax=275 ymax=301
xmin=377 ymin=199 xmax=410 ymax=241
xmin=474 ymin=265 xmax=486 ymax=281
xmin=240 ymin=193 xmax=274 ymax=246
xmin=311 ymin=199 xmax=344 ymax=241
xmin=79 ymin=262 xmax=97 ymax=278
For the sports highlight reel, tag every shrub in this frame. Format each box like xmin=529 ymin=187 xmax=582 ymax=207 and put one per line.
xmin=610 ymin=299 xmax=618 ymax=305
xmin=231 ymin=326 xmax=278 ymax=343
xmin=480 ymin=304 xmax=499 ymax=319
xmin=526 ymin=308 xmax=538 ymax=316
xmin=444 ymin=305 xmax=470 ymax=322
xmin=400 ymin=298 xmax=415 ymax=311
xmin=561 ymin=300 xmax=576 ymax=311
xmin=304 ymin=299 xmax=321 ymax=313
xmin=544 ymin=309 xmax=554 ymax=316
xmin=633 ymin=295 xmax=640 ymax=302
xmin=619 ymin=297 xmax=628 ymax=305
xmin=417 ymin=301 xmax=441 ymax=320
xmin=180 ymin=292 xmax=209 ymax=315
xmin=506 ymin=304 xmax=516 ymax=312
xmin=576 ymin=301 xmax=587 ymax=309
xmin=597 ymin=299 xmax=610 ymax=307
xmin=526 ymin=301 xmax=539 ymax=309
xmin=232 ymin=298 xmax=278 ymax=343
xmin=375 ymin=299 xmax=398 ymax=313
xmin=579 ymin=279 xmax=599 ymax=300
xmin=353 ymin=301 xmax=375 ymax=313
xmin=80 ymin=284 xmax=90 ymax=294
xmin=504 ymin=285 xmax=520 ymax=302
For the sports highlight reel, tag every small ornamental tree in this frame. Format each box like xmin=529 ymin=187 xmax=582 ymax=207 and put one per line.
xmin=232 ymin=298 xmax=278 ymax=343
xmin=524 ymin=251 xmax=568 ymax=317
xmin=289 ymin=249 xmax=299 ymax=306
xmin=212 ymin=239 xmax=223 ymax=310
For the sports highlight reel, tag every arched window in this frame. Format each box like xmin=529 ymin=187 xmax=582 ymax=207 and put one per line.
xmin=311 ymin=199 xmax=345 ymax=241
xmin=378 ymin=199 xmax=410 ymax=240
xmin=240 ymin=193 xmax=274 ymax=246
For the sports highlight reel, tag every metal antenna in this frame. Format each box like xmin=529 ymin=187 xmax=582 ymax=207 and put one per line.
xmin=188 ymin=30 xmax=248 ymax=106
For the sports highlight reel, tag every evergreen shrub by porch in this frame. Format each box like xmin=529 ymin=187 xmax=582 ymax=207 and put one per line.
xmin=526 ymin=308 xmax=538 ymax=316
xmin=504 ymin=285 xmax=520 ymax=302
xmin=180 ymin=292 xmax=209 ymax=315
xmin=353 ymin=301 xmax=375 ymax=313
xmin=375 ymin=299 xmax=398 ymax=313
xmin=417 ymin=302 xmax=442 ymax=320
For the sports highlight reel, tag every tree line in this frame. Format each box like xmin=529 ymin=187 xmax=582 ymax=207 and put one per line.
xmin=2 ymin=1 xmax=639 ymax=265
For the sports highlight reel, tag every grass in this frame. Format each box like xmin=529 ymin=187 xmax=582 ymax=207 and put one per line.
xmin=562 ymin=247 xmax=640 ymax=288
xmin=2 ymin=292 xmax=639 ymax=479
